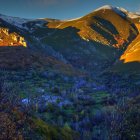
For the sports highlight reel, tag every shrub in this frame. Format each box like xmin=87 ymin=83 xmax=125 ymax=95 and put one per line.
xmin=32 ymin=118 xmax=79 ymax=140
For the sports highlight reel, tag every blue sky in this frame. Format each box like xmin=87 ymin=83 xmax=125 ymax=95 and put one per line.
xmin=0 ymin=0 xmax=140 ymax=19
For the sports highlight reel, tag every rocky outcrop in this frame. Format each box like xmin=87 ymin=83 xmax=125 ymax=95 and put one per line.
xmin=0 ymin=27 xmax=27 ymax=47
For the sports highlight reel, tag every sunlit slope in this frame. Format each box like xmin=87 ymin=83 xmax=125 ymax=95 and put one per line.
xmin=111 ymin=23 xmax=140 ymax=74
xmin=0 ymin=19 xmax=27 ymax=47
xmin=0 ymin=6 xmax=140 ymax=74
xmin=47 ymin=6 xmax=138 ymax=48
xmin=29 ymin=6 xmax=139 ymax=72
xmin=0 ymin=18 xmax=79 ymax=75
xmin=120 ymin=23 xmax=140 ymax=63
xmin=120 ymin=35 xmax=140 ymax=63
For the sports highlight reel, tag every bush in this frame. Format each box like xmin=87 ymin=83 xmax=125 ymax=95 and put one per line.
xmin=32 ymin=118 xmax=79 ymax=140
xmin=104 ymin=97 xmax=140 ymax=140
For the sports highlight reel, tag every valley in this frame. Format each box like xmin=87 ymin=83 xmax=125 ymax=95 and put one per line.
xmin=0 ymin=5 xmax=140 ymax=140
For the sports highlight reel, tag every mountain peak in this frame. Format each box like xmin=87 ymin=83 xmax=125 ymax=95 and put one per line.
xmin=94 ymin=5 xmax=114 ymax=11
xmin=94 ymin=5 xmax=128 ymax=14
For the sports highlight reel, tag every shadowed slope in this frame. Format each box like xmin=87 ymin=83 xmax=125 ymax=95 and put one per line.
xmin=120 ymin=23 xmax=140 ymax=63
xmin=0 ymin=18 xmax=27 ymax=47
xmin=46 ymin=6 xmax=138 ymax=48
xmin=0 ymin=46 xmax=81 ymax=76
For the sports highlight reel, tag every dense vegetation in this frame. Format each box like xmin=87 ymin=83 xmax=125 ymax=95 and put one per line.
xmin=0 ymin=6 xmax=140 ymax=140
xmin=0 ymin=68 xmax=139 ymax=140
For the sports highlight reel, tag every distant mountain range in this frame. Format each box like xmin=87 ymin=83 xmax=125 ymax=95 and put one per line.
xmin=0 ymin=5 xmax=140 ymax=74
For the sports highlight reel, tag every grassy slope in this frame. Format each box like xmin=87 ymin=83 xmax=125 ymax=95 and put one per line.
xmin=0 ymin=19 xmax=27 ymax=47
xmin=37 ymin=8 xmax=139 ymax=75
xmin=0 ymin=47 xmax=81 ymax=76
xmin=111 ymin=22 xmax=140 ymax=74
xmin=122 ymin=42 xmax=140 ymax=63
xmin=47 ymin=9 xmax=138 ymax=47
xmin=0 ymin=8 xmax=139 ymax=75
xmin=120 ymin=23 xmax=140 ymax=63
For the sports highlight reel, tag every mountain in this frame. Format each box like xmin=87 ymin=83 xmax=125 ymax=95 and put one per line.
xmin=46 ymin=5 xmax=138 ymax=47
xmin=0 ymin=5 xmax=140 ymax=73
xmin=0 ymin=5 xmax=140 ymax=140
xmin=116 ymin=7 xmax=140 ymax=63
xmin=120 ymin=23 xmax=140 ymax=63
xmin=111 ymin=13 xmax=140 ymax=74
xmin=0 ymin=18 xmax=27 ymax=47
xmin=0 ymin=5 xmax=140 ymax=75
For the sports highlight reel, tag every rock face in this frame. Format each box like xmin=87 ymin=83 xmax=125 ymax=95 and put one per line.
xmin=0 ymin=27 xmax=27 ymax=47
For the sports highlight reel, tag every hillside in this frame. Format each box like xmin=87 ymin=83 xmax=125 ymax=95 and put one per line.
xmin=0 ymin=5 xmax=140 ymax=74
xmin=120 ymin=23 xmax=140 ymax=63
xmin=46 ymin=5 xmax=138 ymax=48
xmin=0 ymin=18 xmax=27 ymax=47
xmin=0 ymin=5 xmax=140 ymax=140
xmin=119 ymin=8 xmax=140 ymax=63
xmin=111 ymin=16 xmax=140 ymax=74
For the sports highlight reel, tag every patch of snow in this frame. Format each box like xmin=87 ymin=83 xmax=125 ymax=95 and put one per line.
xmin=127 ymin=12 xmax=140 ymax=19
xmin=0 ymin=14 xmax=32 ymax=29
xmin=115 ymin=7 xmax=140 ymax=19
xmin=94 ymin=5 xmax=127 ymax=18
xmin=94 ymin=5 xmax=113 ymax=11
xmin=136 ymin=12 xmax=140 ymax=15
xmin=118 ymin=7 xmax=128 ymax=13
xmin=63 ymin=17 xmax=82 ymax=22
xmin=94 ymin=5 xmax=140 ymax=19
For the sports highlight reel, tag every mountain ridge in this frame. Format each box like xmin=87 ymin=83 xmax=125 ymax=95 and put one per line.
xmin=0 ymin=5 xmax=140 ymax=140
xmin=0 ymin=5 xmax=140 ymax=75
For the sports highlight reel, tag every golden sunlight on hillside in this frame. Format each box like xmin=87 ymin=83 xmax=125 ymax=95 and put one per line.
xmin=0 ymin=28 xmax=27 ymax=47
xmin=47 ymin=9 xmax=137 ymax=48
xmin=120 ymin=23 xmax=140 ymax=63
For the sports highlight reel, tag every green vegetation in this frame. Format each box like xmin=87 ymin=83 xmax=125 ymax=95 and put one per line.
xmin=0 ymin=6 xmax=140 ymax=140
xmin=33 ymin=118 xmax=79 ymax=140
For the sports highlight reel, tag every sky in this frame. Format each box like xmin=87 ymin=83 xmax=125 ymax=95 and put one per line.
xmin=0 ymin=0 xmax=140 ymax=19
